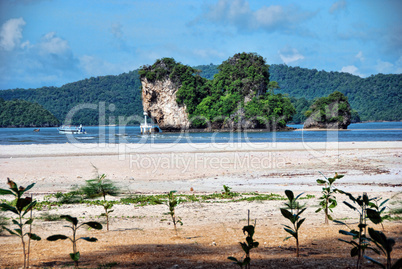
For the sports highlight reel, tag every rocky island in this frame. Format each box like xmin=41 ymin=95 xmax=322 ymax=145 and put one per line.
xmin=303 ymin=91 xmax=352 ymax=129
xmin=139 ymin=53 xmax=295 ymax=132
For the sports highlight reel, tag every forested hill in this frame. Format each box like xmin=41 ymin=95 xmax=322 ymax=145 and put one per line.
xmin=268 ymin=65 xmax=402 ymax=121
xmin=0 ymin=63 xmax=400 ymax=125
xmin=195 ymin=64 xmax=402 ymax=121
xmin=0 ymin=99 xmax=59 ymax=127
xmin=0 ymin=70 xmax=143 ymax=125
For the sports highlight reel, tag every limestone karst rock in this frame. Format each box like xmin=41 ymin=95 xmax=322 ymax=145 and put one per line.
xmin=141 ymin=77 xmax=190 ymax=131
xmin=303 ymin=91 xmax=351 ymax=129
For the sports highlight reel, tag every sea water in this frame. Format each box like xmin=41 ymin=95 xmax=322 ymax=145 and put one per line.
xmin=0 ymin=122 xmax=400 ymax=145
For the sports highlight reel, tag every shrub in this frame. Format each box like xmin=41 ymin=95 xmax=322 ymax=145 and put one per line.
xmin=0 ymin=178 xmax=41 ymax=268
xmin=280 ymin=190 xmax=307 ymax=257
xmin=47 ymin=215 xmax=102 ymax=268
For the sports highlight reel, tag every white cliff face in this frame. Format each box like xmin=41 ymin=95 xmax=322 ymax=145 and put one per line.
xmin=141 ymin=77 xmax=190 ymax=131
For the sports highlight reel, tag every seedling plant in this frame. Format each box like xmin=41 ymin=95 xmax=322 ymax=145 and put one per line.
xmin=47 ymin=215 xmax=103 ymax=268
xmin=335 ymin=191 xmax=383 ymax=269
xmin=228 ymin=210 xmax=259 ymax=269
xmin=79 ymin=167 xmax=120 ymax=231
xmin=0 ymin=178 xmax=41 ymax=269
xmin=280 ymin=190 xmax=306 ymax=257
xmin=315 ymin=172 xmax=343 ymax=224
xmin=364 ymin=227 xmax=402 ymax=269
xmin=164 ymin=190 xmax=183 ymax=235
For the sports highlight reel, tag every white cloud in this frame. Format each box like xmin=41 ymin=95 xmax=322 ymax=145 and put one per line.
xmin=0 ymin=17 xmax=26 ymax=51
xmin=341 ymin=65 xmax=364 ymax=77
xmin=39 ymin=32 xmax=70 ymax=55
xmin=79 ymin=55 xmax=126 ymax=77
xmin=375 ymin=60 xmax=394 ymax=74
xmin=111 ymin=23 xmax=123 ymax=39
xmin=201 ymin=0 xmax=314 ymax=33
xmin=279 ymin=46 xmax=304 ymax=64
xmin=355 ymin=51 xmax=364 ymax=62
xmin=330 ymin=0 xmax=347 ymax=14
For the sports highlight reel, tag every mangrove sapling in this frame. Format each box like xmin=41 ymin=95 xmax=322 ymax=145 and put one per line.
xmin=364 ymin=227 xmax=402 ymax=269
xmin=79 ymin=168 xmax=120 ymax=231
xmin=315 ymin=172 xmax=343 ymax=224
xmin=47 ymin=215 xmax=103 ymax=268
xmin=280 ymin=190 xmax=306 ymax=257
xmin=164 ymin=191 xmax=183 ymax=235
xmin=228 ymin=210 xmax=259 ymax=269
xmin=368 ymin=197 xmax=390 ymax=231
xmin=0 ymin=178 xmax=41 ymax=269
xmin=335 ymin=191 xmax=383 ymax=269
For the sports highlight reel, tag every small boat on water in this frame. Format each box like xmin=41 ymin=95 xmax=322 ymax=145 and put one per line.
xmin=58 ymin=124 xmax=86 ymax=134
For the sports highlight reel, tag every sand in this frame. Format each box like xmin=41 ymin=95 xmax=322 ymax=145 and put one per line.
xmin=0 ymin=141 xmax=401 ymax=268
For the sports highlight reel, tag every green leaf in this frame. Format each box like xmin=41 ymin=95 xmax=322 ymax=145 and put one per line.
xmin=297 ymin=218 xmax=305 ymax=229
xmin=363 ymin=255 xmax=385 ymax=268
xmin=22 ymin=201 xmax=37 ymax=217
xmin=391 ymin=259 xmax=402 ymax=269
xmin=280 ymin=208 xmax=295 ymax=222
xmin=283 ymin=236 xmax=292 ymax=241
xmin=339 ymin=230 xmax=358 ymax=237
xmin=70 ymin=252 xmax=80 ymax=262
xmin=14 ymin=228 xmax=22 ymax=235
xmin=295 ymin=192 xmax=304 ymax=200
xmin=285 ymin=190 xmax=294 ymax=202
xmin=25 ymin=219 xmax=33 ymax=225
xmin=22 ymin=183 xmax=35 ymax=194
xmin=351 ymin=246 xmax=359 ymax=257
xmin=367 ymin=208 xmax=382 ymax=224
xmin=79 ymin=237 xmax=98 ymax=242
xmin=0 ymin=203 xmax=18 ymax=214
xmin=333 ymin=220 xmax=346 ymax=225
xmin=284 ymin=227 xmax=296 ymax=238
xmin=61 ymin=215 xmax=78 ymax=226
xmin=316 ymin=179 xmax=326 ymax=184
xmin=315 ymin=208 xmax=322 ymax=213
xmin=0 ymin=188 xmax=15 ymax=196
xmin=297 ymin=207 xmax=307 ymax=217
xmin=83 ymin=221 xmax=103 ymax=230
xmin=3 ymin=226 xmax=18 ymax=236
xmin=47 ymin=234 xmax=69 ymax=241
xmin=27 ymin=233 xmax=41 ymax=241
xmin=16 ymin=197 xmax=31 ymax=212
xmin=227 ymin=256 xmax=239 ymax=262
xmin=343 ymin=201 xmax=357 ymax=211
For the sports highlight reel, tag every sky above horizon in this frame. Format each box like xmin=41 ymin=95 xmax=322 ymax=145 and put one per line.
xmin=0 ymin=0 xmax=401 ymax=90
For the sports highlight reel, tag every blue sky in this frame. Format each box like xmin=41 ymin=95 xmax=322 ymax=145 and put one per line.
xmin=0 ymin=0 xmax=401 ymax=90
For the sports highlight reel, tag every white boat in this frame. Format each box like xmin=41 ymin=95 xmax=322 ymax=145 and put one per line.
xmin=58 ymin=124 xmax=86 ymax=134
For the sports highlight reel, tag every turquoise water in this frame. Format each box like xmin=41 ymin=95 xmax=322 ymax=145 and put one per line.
xmin=0 ymin=122 xmax=401 ymax=145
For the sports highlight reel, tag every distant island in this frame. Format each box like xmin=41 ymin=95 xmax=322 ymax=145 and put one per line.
xmin=0 ymin=53 xmax=400 ymax=127
xmin=139 ymin=53 xmax=295 ymax=131
xmin=0 ymin=98 xmax=59 ymax=127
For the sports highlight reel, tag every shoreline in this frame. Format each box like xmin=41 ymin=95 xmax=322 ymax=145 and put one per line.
xmin=0 ymin=141 xmax=401 ymax=194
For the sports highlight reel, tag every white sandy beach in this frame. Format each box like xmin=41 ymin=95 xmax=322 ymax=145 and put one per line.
xmin=1 ymin=141 xmax=401 ymax=268
xmin=0 ymin=141 xmax=401 ymax=193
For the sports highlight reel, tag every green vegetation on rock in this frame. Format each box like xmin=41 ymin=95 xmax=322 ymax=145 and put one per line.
xmin=304 ymin=91 xmax=352 ymax=129
xmin=140 ymin=53 xmax=296 ymax=129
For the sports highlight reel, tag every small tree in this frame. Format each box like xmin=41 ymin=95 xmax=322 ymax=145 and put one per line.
xmin=164 ymin=191 xmax=183 ymax=235
xmin=0 ymin=178 xmax=41 ymax=268
xmin=47 ymin=215 xmax=102 ymax=268
xmin=79 ymin=166 xmax=120 ymax=231
xmin=315 ymin=172 xmax=343 ymax=224
xmin=228 ymin=210 xmax=259 ymax=269
xmin=280 ymin=190 xmax=306 ymax=257
xmin=336 ymin=191 xmax=382 ymax=269
xmin=364 ymin=227 xmax=402 ymax=269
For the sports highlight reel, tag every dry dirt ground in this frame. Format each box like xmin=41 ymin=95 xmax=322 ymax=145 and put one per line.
xmin=1 ymin=191 xmax=401 ymax=269
xmin=0 ymin=142 xmax=401 ymax=268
